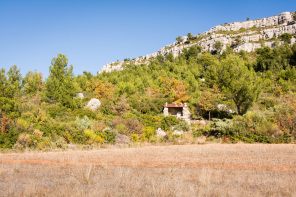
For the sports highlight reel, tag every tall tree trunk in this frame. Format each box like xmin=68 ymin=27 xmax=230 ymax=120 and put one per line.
xmin=236 ymin=104 xmax=241 ymax=115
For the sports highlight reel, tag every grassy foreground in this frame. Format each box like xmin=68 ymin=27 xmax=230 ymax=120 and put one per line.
xmin=1 ymin=144 xmax=296 ymax=196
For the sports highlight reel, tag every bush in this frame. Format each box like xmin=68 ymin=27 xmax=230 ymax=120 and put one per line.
xmin=161 ymin=116 xmax=178 ymax=131
xmin=72 ymin=108 xmax=97 ymax=119
xmin=174 ymin=120 xmax=190 ymax=131
xmin=131 ymin=134 xmax=139 ymax=143
xmin=102 ymin=127 xmax=116 ymax=144
xmin=116 ymin=123 xmax=127 ymax=134
xmin=144 ymin=127 xmax=156 ymax=140
xmin=280 ymin=33 xmax=292 ymax=44
xmin=37 ymin=119 xmax=67 ymax=137
xmin=76 ymin=116 xmax=93 ymax=130
xmin=113 ymin=118 xmax=144 ymax=135
xmin=16 ymin=133 xmax=31 ymax=148
xmin=47 ymin=103 xmax=67 ymax=119
xmin=84 ymin=129 xmax=104 ymax=145
xmin=0 ymin=128 xmax=19 ymax=148
xmin=15 ymin=118 xmax=31 ymax=132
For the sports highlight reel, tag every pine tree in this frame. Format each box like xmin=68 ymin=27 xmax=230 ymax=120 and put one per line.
xmin=206 ymin=55 xmax=261 ymax=114
xmin=46 ymin=54 xmax=78 ymax=108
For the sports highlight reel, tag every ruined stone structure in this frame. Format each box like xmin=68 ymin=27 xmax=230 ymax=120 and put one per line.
xmin=163 ymin=102 xmax=191 ymax=123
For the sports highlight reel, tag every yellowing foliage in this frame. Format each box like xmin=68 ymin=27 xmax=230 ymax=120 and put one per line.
xmin=159 ymin=76 xmax=190 ymax=103
xmin=86 ymin=79 xmax=115 ymax=100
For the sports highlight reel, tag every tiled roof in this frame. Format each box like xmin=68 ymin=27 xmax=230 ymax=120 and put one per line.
xmin=164 ymin=103 xmax=185 ymax=108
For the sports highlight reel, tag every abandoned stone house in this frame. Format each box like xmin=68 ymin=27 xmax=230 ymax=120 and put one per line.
xmin=163 ymin=102 xmax=191 ymax=123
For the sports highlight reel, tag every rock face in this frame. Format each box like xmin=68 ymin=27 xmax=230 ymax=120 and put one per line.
xmin=86 ymin=98 xmax=101 ymax=111
xmin=98 ymin=11 xmax=296 ymax=74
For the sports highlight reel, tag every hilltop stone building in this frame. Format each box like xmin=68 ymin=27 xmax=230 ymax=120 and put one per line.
xmin=163 ymin=102 xmax=191 ymax=123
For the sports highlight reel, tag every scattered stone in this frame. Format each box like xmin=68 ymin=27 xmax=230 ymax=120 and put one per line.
xmin=156 ymin=128 xmax=166 ymax=137
xmin=197 ymin=120 xmax=207 ymax=125
xmin=173 ymin=130 xmax=184 ymax=135
xmin=217 ymin=104 xmax=227 ymax=110
xmin=76 ymin=93 xmax=84 ymax=99
xmin=86 ymin=98 xmax=101 ymax=111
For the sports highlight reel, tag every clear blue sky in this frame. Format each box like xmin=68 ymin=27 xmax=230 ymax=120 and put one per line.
xmin=0 ymin=0 xmax=295 ymax=78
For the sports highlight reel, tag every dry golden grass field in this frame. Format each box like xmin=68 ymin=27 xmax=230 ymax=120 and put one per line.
xmin=1 ymin=144 xmax=296 ymax=197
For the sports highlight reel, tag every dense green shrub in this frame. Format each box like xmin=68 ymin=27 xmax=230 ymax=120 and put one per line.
xmin=174 ymin=120 xmax=190 ymax=131
xmin=2 ymin=41 xmax=296 ymax=149
xmin=161 ymin=116 xmax=178 ymax=131
xmin=0 ymin=128 xmax=19 ymax=148
xmin=102 ymin=127 xmax=116 ymax=144
xmin=144 ymin=127 xmax=156 ymax=140
xmin=76 ymin=116 xmax=93 ymax=130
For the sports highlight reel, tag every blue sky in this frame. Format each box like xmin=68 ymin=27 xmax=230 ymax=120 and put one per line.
xmin=0 ymin=0 xmax=295 ymax=78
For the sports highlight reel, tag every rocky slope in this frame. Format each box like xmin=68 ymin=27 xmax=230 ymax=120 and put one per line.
xmin=99 ymin=11 xmax=296 ymax=74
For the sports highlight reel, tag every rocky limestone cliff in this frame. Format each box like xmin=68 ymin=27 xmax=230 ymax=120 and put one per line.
xmin=99 ymin=11 xmax=296 ymax=74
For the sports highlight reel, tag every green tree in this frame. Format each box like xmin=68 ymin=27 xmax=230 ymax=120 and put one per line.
xmin=197 ymin=52 xmax=217 ymax=73
xmin=247 ymin=17 xmax=250 ymax=21
xmin=206 ymin=55 xmax=261 ymax=114
xmin=187 ymin=32 xmax=193 ymax=40
xmin=45 ymin=53 xmax=78 ymax=108
xmin=6 ymin=65 xmax=22 ymax=98
xmin=280 ymin=33 xmax=292 ymax=44
xmin=0 ymin=66 xmax=22 ymax=98
xmin=290 ymin=43 xmax=296 ymax=66
xmin=214 ymin=41 xmax=223 ymax=54
xmin=23 ymin=71 xmax=44 ymax=95
xmin=0 ymin=68 xmax=7 ymax=97
xmin=198 ymin=84 xmax=223 ymax=121
xmin=166 ymin=52 xmax=174 ymax=62
xmin=176 ymin=35 xmax=182 ymax=44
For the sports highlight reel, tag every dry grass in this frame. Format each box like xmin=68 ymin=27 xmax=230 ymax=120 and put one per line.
xmin=1 ymin=144 xmax=296 ymax=196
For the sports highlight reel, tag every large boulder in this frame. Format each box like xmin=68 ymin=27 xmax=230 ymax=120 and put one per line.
xmin=86 ymin=98 xmax=101 ymax=111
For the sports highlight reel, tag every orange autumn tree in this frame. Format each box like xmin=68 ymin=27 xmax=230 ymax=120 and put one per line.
xmin=86 ymin=79 xmax=115 ymax=100
xmin=1 ymin=114 xmax=8 ymax=135
xmin=159 ymin=75 xmax=190 ymax=103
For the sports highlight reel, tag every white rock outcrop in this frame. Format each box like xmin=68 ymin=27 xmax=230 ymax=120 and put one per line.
xmin=86 ymin=98 xmax=101 ymax=111
xmin=98 ymin=12 xmax=296 ymax=74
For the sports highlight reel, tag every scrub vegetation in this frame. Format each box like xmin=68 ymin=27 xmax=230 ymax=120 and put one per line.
xmin=1 ymin=35 xmax=296 ymax=150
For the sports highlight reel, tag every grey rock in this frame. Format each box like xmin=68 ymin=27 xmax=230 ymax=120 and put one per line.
xmin=156 ymin=128 xmax=166 ymax=137
xmin=86 ymin=98 xmax=101 ymax=111
xmin=76 ymin=93 xmax=84 ymax=99
xmin=173 ymin=130 xmax=184 ymax=135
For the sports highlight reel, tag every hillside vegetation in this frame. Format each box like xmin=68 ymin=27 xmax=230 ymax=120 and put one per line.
xmin=1 ymin=33 xmax=296 ymax=150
